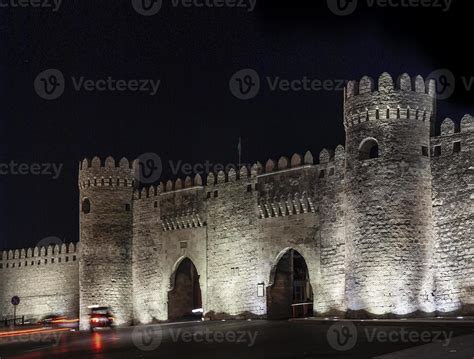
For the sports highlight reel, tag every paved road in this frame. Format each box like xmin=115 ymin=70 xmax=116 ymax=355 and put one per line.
xmin=0 ymin=320 xmax=472 ymax=358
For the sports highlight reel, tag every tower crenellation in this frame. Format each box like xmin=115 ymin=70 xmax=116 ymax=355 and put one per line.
xmin=344 ymin=73 xmax=436 ymax=129
xmin=79 ymin=156 xmax=136 ymax=189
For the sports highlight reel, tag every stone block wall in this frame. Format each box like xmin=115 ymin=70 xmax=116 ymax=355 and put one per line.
xmin=256 ymin=150 xmax=346 ymax=316
xmin=131 ymin=155 xmax=346 ymax=321
xmin=132 ymin=188 xmax=164 ymax=324
xmin=205 ymin=167 xmax=262 ymax=318
xmin=0 ymin=243 xmax=79 ymax=321
xmin=316 ymin=146 xmax=347 ymax=314
xmin=132 ymin=182 xmax=207 ymax=324
xmin=431 ymin=115 xmax=474 ymax=314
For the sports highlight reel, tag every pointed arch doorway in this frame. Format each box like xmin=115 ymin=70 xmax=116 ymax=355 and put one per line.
xmin=168 ymin=257 xmax=202 ymax=321
xmin=267 ymin=249 xmax=313 ymax=319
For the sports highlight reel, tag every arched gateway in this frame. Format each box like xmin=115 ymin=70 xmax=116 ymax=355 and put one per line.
xmin=168 ymin=257 xmax=202 ymax=321
xmin=267 ymin=249 xmax=313 ymax=319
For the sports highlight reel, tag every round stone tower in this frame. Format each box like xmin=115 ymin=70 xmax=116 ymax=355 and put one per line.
xmin=343 ymin=73 xmax=436 ymax=317
xmin=78 ymin=156 xmax=135 ymax=330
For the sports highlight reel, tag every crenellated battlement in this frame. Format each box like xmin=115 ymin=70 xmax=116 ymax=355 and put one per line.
xmin=79 ymin=156 xmax=136 ymax=189
xmin=133 ymin=164 xmax=258 ymax=200
xmin=0 ymin=242 xmax=78 ymax=269
xmin=162 ymin=173 xmax=204 ymax=193
xmin=205 ymin=165 xmax=257 ymax=187
xmin=344 ymin=72 xmax=436 ymax=129
xmin=346 ymin=73 xmax=435 ymax=98
xmin=79 ymin=156 xmax=135 ymax=171
xmin=317 ymin=146 xmax=345 ymax=165
xmin=260 ymin=151 xmax=313 ymax=176
xmin=258 ymin=148 xmax=346 ymax=179
xmin=435 ymin=114 xmax=474 ymax=136
xmin=316 ymin=145 xmax=346 ymax=181
xmin=133 ymin=185 xmax=160 ymax=200
xmin=431 ymin=115 xmax=474 ymax=158
xmin=132 ymin=176 xmax=202 ymax=201
xmin=133 ymin=174 xmax=203 ymax=201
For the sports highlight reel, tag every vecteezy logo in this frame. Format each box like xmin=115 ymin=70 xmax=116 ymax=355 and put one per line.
xmin=135 ymin=152 xmax=162 ymax=184
xmin=327 ymin=321 xmax=357 ymax=351
xmin=132 ymin=325 xmax=163 ymax=351
xmin=132 ymin=0 xmax=162 ymax=16
xmin=34 ymin=69 xmax=65 ymax=100
xmin=327 ymin=0 xmax=358 ymax=16
xmin=426 ymin=69 xmax=456 ymax=100
xmin=36 ymin=236 xmax=64 ymax=249
xmin=229 ymin=68 xmax=260 ymax=100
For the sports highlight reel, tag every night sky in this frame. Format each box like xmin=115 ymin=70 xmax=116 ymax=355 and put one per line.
xmin=0 ymin=0 xmax=472 ymax=250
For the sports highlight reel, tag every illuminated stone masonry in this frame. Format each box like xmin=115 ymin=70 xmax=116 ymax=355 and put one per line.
xmin=0 ymin=72 xmax=472 ymax=329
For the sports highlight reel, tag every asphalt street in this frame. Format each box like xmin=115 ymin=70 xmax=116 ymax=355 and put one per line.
xmin=0 ymin=320 xmax=473 ymax=358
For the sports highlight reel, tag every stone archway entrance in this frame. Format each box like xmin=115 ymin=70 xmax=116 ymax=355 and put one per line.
xmin=267 ymin=249 xmax=313 ymax=319
xmin=168 ymin=258 xmax=202 ymax=321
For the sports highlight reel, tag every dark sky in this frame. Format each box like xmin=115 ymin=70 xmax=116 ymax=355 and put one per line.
xmin=0 ymin=0 xmax=472 ymax=250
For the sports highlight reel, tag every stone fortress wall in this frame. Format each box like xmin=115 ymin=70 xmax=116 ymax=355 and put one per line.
xmin=0 ymin=72 xmax=472 ymax=328
xmin=0 ymin=243 xmax=79 ymax=321
xmin=130 ymin=149 xmax=347 ymax=322
xmin=431 ymin=115 xmax=474 ymax=314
